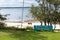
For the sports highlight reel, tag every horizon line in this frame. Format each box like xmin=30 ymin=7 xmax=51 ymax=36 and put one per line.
xmin=0 ymin=7 xmax=31 ymax=9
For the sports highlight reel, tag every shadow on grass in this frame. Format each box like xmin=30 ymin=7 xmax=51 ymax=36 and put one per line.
xmin=0 ymin=29 xmax=47 ymax=40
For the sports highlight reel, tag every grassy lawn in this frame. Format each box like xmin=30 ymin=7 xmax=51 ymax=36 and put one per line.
xmin=0 ymin=29 xmax=60 ymax=40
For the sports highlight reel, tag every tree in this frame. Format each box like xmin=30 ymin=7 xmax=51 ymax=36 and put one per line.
xmin=0 ymin=14 xmax=7 ymax=28
xmin=30 ymin=5 xmax=45 ymax=25
xmin=30 ymin=0 xmax=60 ymax=26
xmin=0 ymin=14 xmax=6 ymax=20
xmin=47 ymin=0 xmax=60 ymax=29
xmin=30 ymin=0 xmax=50 ymax=25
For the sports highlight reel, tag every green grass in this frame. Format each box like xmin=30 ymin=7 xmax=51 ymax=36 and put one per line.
xmin=0 ymin=29 xmax=60 ymax=40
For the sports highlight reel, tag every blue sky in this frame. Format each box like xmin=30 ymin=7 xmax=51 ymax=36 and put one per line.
xmin=0 ymin=0 xmax=38 ymax=7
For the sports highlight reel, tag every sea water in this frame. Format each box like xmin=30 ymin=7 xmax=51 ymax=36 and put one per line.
xmin=0 ymin=7 xmax=32 ymax=21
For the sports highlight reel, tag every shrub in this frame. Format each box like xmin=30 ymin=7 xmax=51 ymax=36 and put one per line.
xmin=0 ymin=22 xmax=6 ymax=29
xmin=26 ymin=26 xmax=33 ymax=31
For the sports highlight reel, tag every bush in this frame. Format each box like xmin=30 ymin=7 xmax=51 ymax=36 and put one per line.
xmin=26 ymin=26 xmax=33 ymax=31
xmin=0 ymin=22 xmax=6 ymax=29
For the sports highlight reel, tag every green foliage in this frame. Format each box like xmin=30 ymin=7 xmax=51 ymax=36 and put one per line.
xmin=30 ymin=0 xmax=60 ymax=25
xmin=26 ymin=26 xmax=33 ymax=31
xmin=0 ymin=14 xmax=7 ymax=28
xmin=0 ymin=22 xmax=5 ymax=28
xmin=5 ymin=27 xmax=17 ymax=30
xmin=0 ymin=14 xmax=6 ymax=20
xmin=47 ymin=0 xmax=60 ymax=5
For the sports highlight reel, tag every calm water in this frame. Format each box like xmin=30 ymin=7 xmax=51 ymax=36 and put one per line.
xmin=0 ymin=7 xmax=32 ymax=21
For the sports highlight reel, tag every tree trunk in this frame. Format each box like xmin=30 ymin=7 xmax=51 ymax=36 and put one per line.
xmin=54 ymin=24 xmax=56 ymax=30
xmin=41 ymin=21 xmax=42 ymax=26
xmin=48 ymin=22 xmax=49 ymax=25
xmin=44 ymin=19 xmax=46 ymax=26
